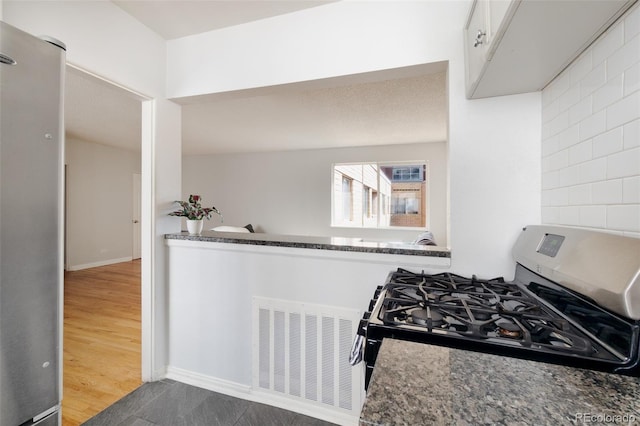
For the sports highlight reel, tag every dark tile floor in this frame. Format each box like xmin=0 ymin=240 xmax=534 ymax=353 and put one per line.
xmin=83 ymin=379 xmax=337 ymax=426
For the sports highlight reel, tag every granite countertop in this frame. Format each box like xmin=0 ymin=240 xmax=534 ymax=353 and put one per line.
xmin=164 ymin=231 xmax=451 ymax=258
xmin=360 ymin=339 xmax=640 ymax=425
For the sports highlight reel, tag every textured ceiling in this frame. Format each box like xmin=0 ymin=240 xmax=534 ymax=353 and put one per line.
xmin=112 ymin=0 xmax=336 ymax=39
xmin=181 ymin=71 xmax=448 ymax=155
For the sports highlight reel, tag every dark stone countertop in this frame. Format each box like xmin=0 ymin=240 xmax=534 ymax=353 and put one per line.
xmin=164 ymin=231 xmax=451 ymax=258
xmin=360 ymin=339 xmax=640 ymax=425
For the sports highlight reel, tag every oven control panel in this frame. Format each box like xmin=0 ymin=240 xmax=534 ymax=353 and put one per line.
xmin=536 ymin=233 xmax=565 ymax=257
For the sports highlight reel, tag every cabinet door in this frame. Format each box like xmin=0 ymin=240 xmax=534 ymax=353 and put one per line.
xmin=486 ymin=0 xmax=515 ymax=60
xmin=465 ymin=0 xmax=489 ymax=95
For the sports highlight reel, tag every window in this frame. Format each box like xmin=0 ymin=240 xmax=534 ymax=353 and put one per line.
xmin=392 ymin=166 xmax=423 ymax=182
xmin=332 ymin=162 xmax=427 ymax=228
xmin=363 ymin=187 xmax=371 ymax=218
xmin=391 ymin=190 xmax=420 ymax=215
xmin=341 ymin=176 xmax=352 ymax=222
xmin=372 ymin=190 xmax=379 ymax=217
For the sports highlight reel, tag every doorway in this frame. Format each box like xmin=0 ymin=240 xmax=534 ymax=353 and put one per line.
xmin=63 ymin=65 xmax=145 ymax=424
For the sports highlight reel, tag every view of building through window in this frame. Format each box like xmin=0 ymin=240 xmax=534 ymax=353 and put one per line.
xmin=332 ymin=162 xmax=427 ymax=228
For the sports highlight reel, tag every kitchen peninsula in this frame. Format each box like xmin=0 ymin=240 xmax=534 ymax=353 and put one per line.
xmin=165 ymin=231 xmax=450 ymax=259
xmin=164 ymin=231 xmax=450 ymax=425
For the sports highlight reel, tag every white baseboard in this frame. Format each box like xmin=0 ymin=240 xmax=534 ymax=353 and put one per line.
xmin=165 ymin=366 xmax=358 ymax=426
xmin=66 ymin=256 xmax=133 ymax=271
xmin=249 ymin=389 xmax=359 ymax=426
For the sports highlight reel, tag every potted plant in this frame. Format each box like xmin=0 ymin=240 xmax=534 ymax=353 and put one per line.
xmin=169 ymin=194 xmax=222 ymax=235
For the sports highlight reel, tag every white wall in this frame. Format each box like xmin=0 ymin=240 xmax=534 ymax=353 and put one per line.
xmin=66 ymin=138 xmax=141 ymax=270
xmin=168 ymin=1 xmax=458 ymax=98
xmin=171 ymin=0 xmax=541 ymax=278
xmin=541 ymin=3 xmax=640 ymax=238
xmin=143 ymin=98 xmax=182 ymax=378
xmin=183 ymin=142 xmax=449 ymax=246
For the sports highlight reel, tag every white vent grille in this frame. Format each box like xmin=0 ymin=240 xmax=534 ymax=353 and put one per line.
xmin=252 ymin=297 xmax=363 ymax=416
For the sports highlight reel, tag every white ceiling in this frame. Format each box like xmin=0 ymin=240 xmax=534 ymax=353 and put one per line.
xmin=112 ymin=0 xmax=336 ymax=40
xmin=64 ymin=2 xmax=449 ymax=155
xmin=65 ymin=67 xmax=143 ymax=151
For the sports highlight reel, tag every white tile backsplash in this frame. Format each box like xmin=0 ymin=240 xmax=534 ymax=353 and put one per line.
xmin=548 ymin=149 xmax=569 ymax=171
xmin=568 ymin=140 xmax=592 ymax=165
xmin=624 ymin=119 xmax=639 ymax=149
xmin=606 ymin=91 xmax=640 ymax=130
xmin=550 ymin=187 xmax=569 ymax=206
xmin=580 ymin=62 xmax=606 ymax=98
xmin=542 ymin=98 xmax=560 ymax=124
xmin=541 ymin=2 xmax=640 ymax=238
xmin=593 ymin=74 xmax=624 ymax=112
xmin=625 ymin=3 xmax=640 ymax=41
xmin=578 ymin=157 xmax=607 ymax=184
xmin=607 ymin=147 xmax=640 ymax=179
xmin=607 ymin=205 xmax=640 ymax=231
xmin=557 ymin=124 xmax=580 ymax=151
xmin=551 ymin=70 xmax=571 ymax=101
xmin=593 ymin=127 xmax=623 ymax=158
xmin=593 ymin=22 xmax=624 ymax=65
xmin=560 ymin=85 xmax=582 ymax=115
xmin=558 ymin=206 xmax=580 ymax=225
xmin=592 ymin=179 xmax=623 ymax=204
xmin=548 ymin=110 xmax=570 ymax=137
xmin=568 ymin=96 xmax=592 ymax=125
xmin=623 ymin=176 xmax=640 ymax=204
xmin=542 ymin=135 xmax=559 ymax=157
xmin=541 ymin=170 xmax=559 ymax=190
xmin=579 ymin=205 xmax=607 ymax=228
xmin=579 ymin=109 xmax=606 ymax=141
xmin=569 ymin=52 xmax=593 ymax=87
xmin=625 ymin=62 xmax=640 ymax=96
xmin=607 ymin=34 xmax=640 ymax=78
xmin=541 ymin=3 xmax=639 ymax=236
xmin=568 ymin=184 xmax=592 ymax=205
xmin=558 ymin=164 xmax=580 ymax=187
xmin=541 ymin=206 xmax=559 ymax=223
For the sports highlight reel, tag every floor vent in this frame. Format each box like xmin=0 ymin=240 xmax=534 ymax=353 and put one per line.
xmin=252 ymin=297 xmax=363 ymax=417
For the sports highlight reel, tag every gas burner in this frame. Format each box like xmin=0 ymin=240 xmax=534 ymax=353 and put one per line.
xmin=411 ymin=308 xmax=444 ymax=327
xmin=496 ymin=320 xmax=522 ymax=339
xmin=472 ymin=311 xmax=492 ymax=321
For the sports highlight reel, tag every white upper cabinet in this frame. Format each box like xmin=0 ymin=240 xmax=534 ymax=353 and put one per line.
xmin=464 ymin=0 xmax=637 ymax=99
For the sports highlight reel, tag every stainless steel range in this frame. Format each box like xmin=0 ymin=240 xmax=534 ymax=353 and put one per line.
xmin=351 ymin=225 xmax=640 ymax=390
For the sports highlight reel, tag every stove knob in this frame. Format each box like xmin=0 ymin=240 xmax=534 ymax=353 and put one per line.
xmin=368 ymin=299 xmax=377 ymax=311
xmin=357 ymin=318 xmax=369 ymax=335
xmin=373 ymin=286 xmax=383 ymax=298
xmin=363 ymin=312 xmax=371 ymax=320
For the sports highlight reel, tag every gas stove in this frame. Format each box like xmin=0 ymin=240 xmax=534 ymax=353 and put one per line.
xmin=351 ymin=226 xmax=640 ymax=390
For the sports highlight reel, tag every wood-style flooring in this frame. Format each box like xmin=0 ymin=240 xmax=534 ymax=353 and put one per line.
xmin=63 ymin=260 xmax=142 ymax=426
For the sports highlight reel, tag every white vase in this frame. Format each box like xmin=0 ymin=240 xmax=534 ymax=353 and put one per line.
xmin=186 ymin=219 xmax=204 ymax=235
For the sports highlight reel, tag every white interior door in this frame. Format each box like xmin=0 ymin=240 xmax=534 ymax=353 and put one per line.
xmin=132 ymin=173 xmax=141 ymax=260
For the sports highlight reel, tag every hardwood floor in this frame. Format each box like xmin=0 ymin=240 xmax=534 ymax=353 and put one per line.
xmin=63 ymin=260 xmax=142 ymax=426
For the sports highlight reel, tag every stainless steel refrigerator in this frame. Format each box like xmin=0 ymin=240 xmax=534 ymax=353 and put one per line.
xmin=0 ymin=21 xmax=65 ymax=426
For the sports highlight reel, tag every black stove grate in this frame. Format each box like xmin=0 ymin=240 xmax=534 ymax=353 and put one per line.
xmin=378 ymin=269 xmax=596 ymax=356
